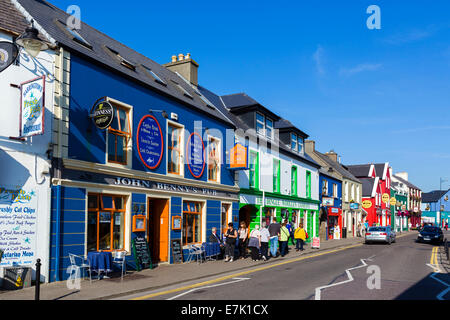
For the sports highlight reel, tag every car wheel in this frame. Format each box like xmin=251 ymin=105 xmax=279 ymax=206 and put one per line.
xmin=387 ymin=238 xmax=392 ymax=245
xmin=365 ymin=241 xmax=370 ymax=245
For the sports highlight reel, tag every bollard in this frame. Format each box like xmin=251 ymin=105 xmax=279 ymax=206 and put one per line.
xmin=35 ymin=259 xmax=41 ymax=301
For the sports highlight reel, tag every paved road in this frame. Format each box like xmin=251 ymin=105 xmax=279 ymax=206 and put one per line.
xmin=122 ymin=232 xmax=450 ymax=300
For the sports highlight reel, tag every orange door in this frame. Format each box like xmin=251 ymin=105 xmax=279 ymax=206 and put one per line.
xmin=157 ymin=199 xmax=169 ymax=262
xmin=148 ymin=199 xmax=169 ymax=263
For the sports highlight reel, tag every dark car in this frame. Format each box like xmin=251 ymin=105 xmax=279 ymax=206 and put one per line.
xmin=417 ymin=226 xmax=444 ymax=244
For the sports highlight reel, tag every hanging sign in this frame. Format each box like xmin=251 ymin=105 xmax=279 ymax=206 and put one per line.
xmin=362 ymin=200 xmax=373 ymax=209
xmin=390 ymin=197 xmax=397 ymax=206
xmin=382 ymin=193 xmax=390 ymax=204
xmin=137 ymin=115 xmax=163 ymax=170
xmin=20 ymin=76 xmax=45 ymax=137
xmin=91 ymin=100 xmax=114 ymax=130
xmin=186 ymin=132 xmax=205 ymax=178
xmin=322 ymin=197 xmax=334 ymax=207
xmin=0 ymin=41 xmax=19 ymax=74
xmin=350 ymin=203 xmax=360 ymax=210
xmin=0 ymin=186 xmax=38 ymax=267
xmin=228 ymin=143 xmax=248 ymax=170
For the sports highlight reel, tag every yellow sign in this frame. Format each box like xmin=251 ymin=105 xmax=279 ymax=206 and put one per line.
xmin=390 ymin=197 xmax=397 ymax=206
xmin=229 ymin=143 xmax=248 ymax=169
xmin=362 ymin=200 xmax=372 ymax=209
xmin=382 ymin=193 xmax=390 ymax=204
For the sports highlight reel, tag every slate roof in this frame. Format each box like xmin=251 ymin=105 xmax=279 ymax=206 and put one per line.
xmin=198 ymin=86 xmax=320 ymax=168
xmin=392 ymin=174 xmax=421 ymax=190
xmin=346 ymin=164 xmax=372 ymax=178
xmin=373 ymin=163 xmax=388 ymax=179
xmin=274 ymin=119 xmax=309 ymax=138
xmin=422 ymin=190 xmax=449 ymax=203
xmin=15 ymin=0 xmax=234 ymax=127
xmin=361 ymin=178 xmax=376 ymax=197
xmin=315 ymin=151 xmax=361 ymax=184
xmin=220 ymin=93 xmax=281 ymax=121
xmin=0 ymin=0 xmax=28 ymax=36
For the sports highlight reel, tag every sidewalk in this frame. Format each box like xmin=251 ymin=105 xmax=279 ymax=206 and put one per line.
xmin=0 ymin=232 xmax=415 ymax=300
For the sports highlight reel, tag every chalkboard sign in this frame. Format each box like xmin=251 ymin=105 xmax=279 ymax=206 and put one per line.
xmin=132 ymin=237 xmax=153 ymax=271
xmin=170 ymin=239 xmax=183 ymax=264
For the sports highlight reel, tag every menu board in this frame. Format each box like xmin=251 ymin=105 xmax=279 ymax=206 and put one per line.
xmin=186 ymin=133 xmax=205 ymax=178
xmin=137 ymin=115 xmax=163 ymax=170
xmin=132 ymin=236 xmax=153 ymax=271
xmin=170 ymin=239 xmax=183 ymax=264
xmin=0 ymin=186 xmax=38 ymax=267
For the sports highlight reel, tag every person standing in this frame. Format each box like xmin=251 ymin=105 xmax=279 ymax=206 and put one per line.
xmin=279 ymin=222 xmax=290 ymax=257
xmin=224 ymin=223 xmax=237 ymax=262
xmin=248 ymin=225 xmax=262 ymax=261
xmin=259 ymin=222 xmax=270 ymax=261
xmin=268 ymin=217 xmax=281 ymax=258
xmin=238 ymin=222 xmax=248 ymax=259
xmin=286 ymin=220 xmax=295 ymax=246
xmin=294 ymin=223 xmax=307 ymax=251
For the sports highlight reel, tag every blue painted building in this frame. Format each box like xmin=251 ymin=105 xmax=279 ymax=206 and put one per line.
xmin=421 ymin=189 xmax=450 ymax=227
xmin=318 ymin=171 xmax=343 ymax=240
xmin=17 ymin=0 xmax=241 ymax=282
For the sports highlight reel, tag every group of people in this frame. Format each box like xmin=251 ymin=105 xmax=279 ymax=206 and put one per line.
xmin=209 ymin=218 xmax=309 ymax=263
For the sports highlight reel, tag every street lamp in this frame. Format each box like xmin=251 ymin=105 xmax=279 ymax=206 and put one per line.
xmin=15 ymin=21 xmax=48 ymax=58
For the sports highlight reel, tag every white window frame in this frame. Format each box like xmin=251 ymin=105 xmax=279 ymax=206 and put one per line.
xmin=333 ymin=183 xmax=338 ymax=198
xmin=207 ymin=135 xmax=221 ymax=184
xmin=291 ymin=133 xmax=298 ymax=151
xmin=255 ymin=112 xmax=274 ymax=140
xmin=166 ymin=120 xmax=185 ymax=177
xmin=105 ymin=97 xmax=133 ymax=170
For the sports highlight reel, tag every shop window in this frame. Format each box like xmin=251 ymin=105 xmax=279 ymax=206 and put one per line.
xmin=107 ymin=103 xmax=131 ymax=165
xmin=208 ymin=136 xmax=221 ymax=182
xmin=221 ymin=203 xmax=230 ymax=234
xmin=87 ymin=194 xmax=126 ymax=252
xmin=273 ymin=159 xmax=280 ymax=193
xmin=322 ymin=180 xmax=328 ymax=196
xmin=183 ymin=202 xmax=202 ymax=245
xmin=256 ymin=113 xmax=274 ymax=140
xmin=168 ymin=123 xmax=183 ymax=175
xmin=249 ymin=151 xmax=259 ymax=189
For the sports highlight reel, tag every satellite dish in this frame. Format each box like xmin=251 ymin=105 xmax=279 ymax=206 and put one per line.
xmin=0 ymin=41 xmax=19 ymax=73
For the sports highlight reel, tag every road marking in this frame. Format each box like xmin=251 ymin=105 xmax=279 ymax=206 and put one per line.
xmin=314 ymin=256 xmax=375 ymax=300
xmin=426 ymin=246 xmax=449 ymax=300
xmin=131 ymin=243 xmax=363 ymax=300
xmin=167 ymin=277 xmax=251 ymax=300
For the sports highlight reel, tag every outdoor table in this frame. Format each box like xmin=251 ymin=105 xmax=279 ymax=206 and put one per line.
xmin=87 ymin=251 xmax=113 ymax=278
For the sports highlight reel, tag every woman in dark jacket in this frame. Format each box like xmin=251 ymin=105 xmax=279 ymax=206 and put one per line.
xmin=224 ymin=223 xmax=238 ymax=262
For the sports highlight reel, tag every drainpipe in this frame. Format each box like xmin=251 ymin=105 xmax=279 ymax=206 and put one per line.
xmin=261 ymin=190 xmax=265 ymax=227
xmin=55 ymin=184 xmax=61 ymax=282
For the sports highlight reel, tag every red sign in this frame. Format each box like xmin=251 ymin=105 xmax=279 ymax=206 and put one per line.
xmin=312 ymin=237 xmax=320 ymax=249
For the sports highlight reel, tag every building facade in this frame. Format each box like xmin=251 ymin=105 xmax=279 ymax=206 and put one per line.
xmin=392 ymin=172 xmax=422 ymax=229
xmin=421 ymin=189 xmax=450 ymax=227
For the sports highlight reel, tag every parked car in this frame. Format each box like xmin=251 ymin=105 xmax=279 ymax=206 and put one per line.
xmin=365 ymin=226 xmax=396 ymax=245
xmin=417 ymin=226 xmax=444 ymax=244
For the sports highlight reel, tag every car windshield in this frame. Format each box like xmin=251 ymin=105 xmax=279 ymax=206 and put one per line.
xmin=422 ymin=227 xmax=439 ymax=233
xmin=368 ymin=227 xmax=387 ymax=232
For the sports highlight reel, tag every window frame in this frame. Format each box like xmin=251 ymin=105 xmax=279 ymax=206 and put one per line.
xmin=249 ymin=150 xmax=259 ymax=190
xmin=207 ymin=135 xmax=221 ymax=183
xmin=306 ymin=171 xmax=312 ymax=199
xmin=182 ymin=201 xmax=203 ymax=246
xmin=167 ymin=121 xmax=184 ymax=176
xmin=291 ymin=133 xmax=298 ymax=152
xmin=273 ymin=159 xmax=281 ymax=193
xmin=291 ymin=166 xmax=298 ymax=196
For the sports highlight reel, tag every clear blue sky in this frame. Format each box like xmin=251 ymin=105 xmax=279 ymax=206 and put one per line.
xmin=50 ymin=0 xmax=450 ymax=192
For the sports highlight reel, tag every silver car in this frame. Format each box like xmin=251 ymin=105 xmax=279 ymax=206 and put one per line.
xmin=365 ymin=226 xmax=396 ymax=245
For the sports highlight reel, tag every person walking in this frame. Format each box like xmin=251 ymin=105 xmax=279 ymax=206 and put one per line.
xmin=248 ymin=225 xmax=262 ymax=261
xmin=259 ymin=222 xmax=270 ymax=261
xmin=224 ymin=223 xmax=237 ymax=262
xmin=238 ymin=222 xmax=248 ymax=259
xmin=294 ymin=223 xmax=307 ymax=252
xmin=279 ymin=222 xmax=290 ymax=257
xmin=268 ymin=217 xmax=281 ymax=258
xmin=286 ymin=220 xmax=295 ymax=246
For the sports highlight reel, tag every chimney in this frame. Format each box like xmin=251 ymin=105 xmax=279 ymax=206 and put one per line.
xmin=305 ymin=140 xmax=315 ymax=153
xmin=325 ymin=150 xmax=338 ymax=162
xmin=164 ymin=53 xmax=199 ymax=86
xmin=396 ymin=172 xmax=409 ymax=181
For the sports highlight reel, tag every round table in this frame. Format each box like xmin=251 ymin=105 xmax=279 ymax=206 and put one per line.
xmin=87 ymin=252 xmax=113 ymax=277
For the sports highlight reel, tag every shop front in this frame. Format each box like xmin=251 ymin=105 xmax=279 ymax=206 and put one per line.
xmin=327 ymin=207 xmax=342 ymax=240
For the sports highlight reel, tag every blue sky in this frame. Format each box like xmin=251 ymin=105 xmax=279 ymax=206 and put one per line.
xmin=51 ymin=0 xmax=450 ymax=192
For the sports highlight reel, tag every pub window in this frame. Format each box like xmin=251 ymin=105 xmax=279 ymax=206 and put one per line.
xmin=87 ymin=194 xmax=126 ymax=252
xmin=208 ymin=136 xmax=221 ymax=182
xmin=107 ymin=103 xmax=131 ymax=165
xmin=182 ymin=202 xmax=202 ymax=245
xmin=168 ymin=123 xmax=183 ymax=175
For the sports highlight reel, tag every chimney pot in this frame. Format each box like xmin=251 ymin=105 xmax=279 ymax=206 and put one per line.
xmin=171 ymin=55 xmax=177 ymax=63
xmin=186 ymin=53 xmax=191 ymax=59
xmin=178 ymin=53 xmax=184 ymax=61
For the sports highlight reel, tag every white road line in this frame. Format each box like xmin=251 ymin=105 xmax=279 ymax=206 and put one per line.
xmin=166 ymin=277 xmax=251 ymax=301
xmin=426 ymin=264 xmax=449 ymax=301
xmin=314 ymin=256 xmax=374 ymax=300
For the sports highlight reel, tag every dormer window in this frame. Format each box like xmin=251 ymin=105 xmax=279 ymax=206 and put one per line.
xmin=256 ymin=112 xmax=274 ymax=140
xmin=291 ymin=133 xmax=304 ymax=154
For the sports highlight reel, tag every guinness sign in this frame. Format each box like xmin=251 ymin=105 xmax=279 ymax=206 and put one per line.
xmin=0 ymin=42 xmax=19 ymax=74
xmin=91 ymin=100 xmax=114 ymax=130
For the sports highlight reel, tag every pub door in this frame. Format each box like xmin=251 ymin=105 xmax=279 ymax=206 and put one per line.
xmin=148 ymin=198 xmax=169 ymax=263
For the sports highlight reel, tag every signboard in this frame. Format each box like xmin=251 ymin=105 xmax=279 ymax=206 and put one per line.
xmin=20 ymin=76 xmax=45 ymax=137
xmin=0 ymin=41 xmax=19 ymax=74
xmin=322 ymin=197 xmax=334 ymax=207
xmin=0 ymin=186 xmax=38 ymax=267
xmin=382 ymin=193 xmax=390 ymax=204
xmin=131 ymin=236 xmax=152 ymax=271
xmin=91 ymin=100 xmax=114 ymax=130
xmin=240 ymin=194 xmax=318 ymax=211
xmin=362 ymin=200 xmax=373 ymax=209
xmin=186 ymin=132 xmax=205 ymax=178
xmin=170 ymin=239 xmax=183 ymax=264
xmin=312 ymin=237 xmax=320 ymax=249
xmin=228 ymin=143 xmax=248 ymax=170
xmin=137 ymin=115 xmax=164 ymax=170
xmin=350 ymin=203 xmax=360 ymax=210
xmin=390 ymin=197 xmax=397 ymax=206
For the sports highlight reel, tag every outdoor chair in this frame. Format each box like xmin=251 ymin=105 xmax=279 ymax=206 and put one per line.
xmin=112 ymin=250 xmax=127 ymax=280
xmin=68 ymin=253 xmax=92 ymax=283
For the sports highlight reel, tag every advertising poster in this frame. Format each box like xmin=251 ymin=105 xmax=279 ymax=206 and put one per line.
xmin=186 ymin=132 xmax=205 ymax=178
xmin=137 ymin=115 xmax=163 ymax=170
xmin=20 ymin=76 xmax=45 ymax=137
xmin=0 ymin=186 xmax=38 ymax=267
